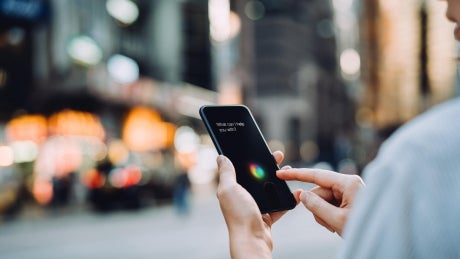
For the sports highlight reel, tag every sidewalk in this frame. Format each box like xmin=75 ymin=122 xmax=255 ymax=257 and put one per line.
xmin=0 ymin=184 xmax=342 ymax=259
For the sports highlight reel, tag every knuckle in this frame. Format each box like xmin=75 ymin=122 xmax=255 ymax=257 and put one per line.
xmin=336 ymin=209 xmax=348 ymax=225
xmin=348 ymin=175 xmax=364 ymax=187
xmin=216 ymin=184 xmax=235 ymax=200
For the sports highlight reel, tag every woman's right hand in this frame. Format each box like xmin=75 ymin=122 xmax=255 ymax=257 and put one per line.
xmin=276 ymin=168 xmax=364 ymax=236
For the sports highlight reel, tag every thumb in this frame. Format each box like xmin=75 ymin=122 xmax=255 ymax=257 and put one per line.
xmin=217 ymin=155 xmax=237 ymax=183
xmin=300 ymin=191 xmax=343 ymax=233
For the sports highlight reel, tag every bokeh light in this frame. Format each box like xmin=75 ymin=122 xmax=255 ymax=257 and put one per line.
xmin=123 ymin=107 xmax=176 ymax=152
xmin=109 ymin=166 xmax=142 ymax=188
xmin=106 ymin=0 xmax=139 ymax=25
xmin=6 ymin=114 xmax=47 ymax=143
xmin=10 ymin=141 xmax=38 ymax=163
xmin=107 ymin=54 xmax=139 ymax=84
xmin=32 ymin=179 xmax=53 ymax=205
xmin=67 ymin=35 xmax=103 ymax=66
xmin=0 ymin=146 xmax=14 ymax=167
xmin=245 ymin=0 xmax=265 ymax=21
xmin=174 ymin=126 xmax=200 ymax=154
xmin=108 ymin=140 xmax=130 ymax=165
xmin=340 ymin=48 xmax=361 ymax=79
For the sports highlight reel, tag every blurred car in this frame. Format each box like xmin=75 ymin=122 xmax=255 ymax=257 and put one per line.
xmin=81 ymin=159 xmax=174 ymax=211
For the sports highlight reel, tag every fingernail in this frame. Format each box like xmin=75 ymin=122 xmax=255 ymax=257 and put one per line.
xmin=300 ymin=191 xmax=310 ymax=204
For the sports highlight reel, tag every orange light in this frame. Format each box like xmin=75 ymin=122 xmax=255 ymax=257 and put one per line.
xmin=48 ymin=110 xmax=105 ymax=140
xmin=122 ymin=107 xmax=176 ymax=151
xmin=6 ymin=115 xmax=47 ymax=143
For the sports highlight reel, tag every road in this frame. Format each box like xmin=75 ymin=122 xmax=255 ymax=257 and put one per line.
xmin=0 ymin=185 xmax=342 ymax=259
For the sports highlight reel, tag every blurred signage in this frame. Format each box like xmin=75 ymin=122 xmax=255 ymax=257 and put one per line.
xmin=0 ymin=0 xmax=50 ymax=22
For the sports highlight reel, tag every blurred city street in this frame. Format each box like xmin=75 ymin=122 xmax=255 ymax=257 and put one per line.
xmin=0 ymin=183 xmax=342 ymax=259
xmin=0 ymin=1 xmax=456 ymax=258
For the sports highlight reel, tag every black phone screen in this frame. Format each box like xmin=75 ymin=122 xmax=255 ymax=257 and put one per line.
xmin=199 ymin=105 xmax=296 ymax=213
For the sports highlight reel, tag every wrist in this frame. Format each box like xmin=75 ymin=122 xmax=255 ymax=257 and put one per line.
xmin=228 ymin=226 xmax=273 ymax=259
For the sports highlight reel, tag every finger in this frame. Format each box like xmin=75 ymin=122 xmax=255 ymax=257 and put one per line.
xmin=277 ymin=168 xmax=348 ymax=188
xmin=217 ymin=155 xmax=237 ymax=184
xmin=310 ymin=186 xmax=335 ymax=203
xmin=272 ymin=150 xmax=284 ymax=165
xmin=300 ymin=191 xmax=344 ymax=232
xmin=292 ymin=189 xmax=302 ymax=204
xmin=280 ymin=165 xmax=292 ymax=170
xmin=313 ymin=215 xmax=335 ymax=233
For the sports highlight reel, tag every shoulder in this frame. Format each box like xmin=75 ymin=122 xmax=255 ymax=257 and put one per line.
xmin=338 ymin=97 xmax=460 ymax=259
xmin=365 ymin=97 xmax=460 ymax=177
xmin=389 ymin=97 xmax=460 ymax=144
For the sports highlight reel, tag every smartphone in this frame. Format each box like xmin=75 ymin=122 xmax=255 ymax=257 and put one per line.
xmin=199 ymin=105 xmax=296 ymax=213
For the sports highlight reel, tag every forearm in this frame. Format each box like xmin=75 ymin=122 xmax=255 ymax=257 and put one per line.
xmin=228 ymin=228 xmax=273 ymax=259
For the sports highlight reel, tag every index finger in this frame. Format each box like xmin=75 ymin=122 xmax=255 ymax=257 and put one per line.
xmin=276 ymin=168 xmax=348 ymax=188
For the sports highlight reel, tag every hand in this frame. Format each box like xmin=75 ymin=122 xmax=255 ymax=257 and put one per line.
xmin=277 ymin=168 xmax=364 ymax=236
xmin=216 ymin=151 xmax=301 ymax=258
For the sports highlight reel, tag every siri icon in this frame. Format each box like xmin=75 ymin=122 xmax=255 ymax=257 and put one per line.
xmin=249 ymin=163 xmax=266 ymax=180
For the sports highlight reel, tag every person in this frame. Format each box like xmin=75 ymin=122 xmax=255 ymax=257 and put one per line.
xmin=215 ymin=0 xmax=460 ymax=258
xmin=173 ymin=168 xmax=191 ymax=216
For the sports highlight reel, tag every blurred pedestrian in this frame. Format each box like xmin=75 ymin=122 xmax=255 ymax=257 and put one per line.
xmin=214 ymin=0 xmax=460 ymax=258
xmin=173 ymin=168 xmax=191 ymax=216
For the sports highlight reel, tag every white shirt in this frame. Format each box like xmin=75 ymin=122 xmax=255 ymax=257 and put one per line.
xmin=339 ymin=97 xmax=460 ymax=259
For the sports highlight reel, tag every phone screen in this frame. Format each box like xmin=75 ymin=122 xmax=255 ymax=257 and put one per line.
xmin=200 ymin=105 xmax=296 ymax=213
